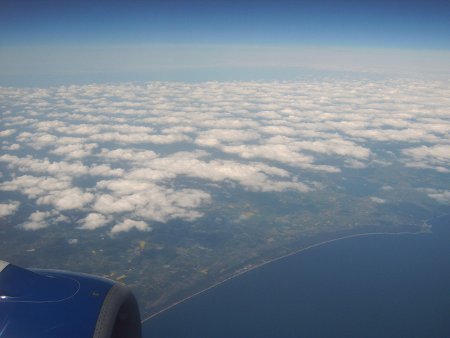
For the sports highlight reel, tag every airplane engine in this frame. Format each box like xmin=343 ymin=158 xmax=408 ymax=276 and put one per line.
xmin=0 ymin=260 xmax=142 ymax=338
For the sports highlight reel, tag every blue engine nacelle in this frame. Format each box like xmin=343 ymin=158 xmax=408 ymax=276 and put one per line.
xmin=0 ymin=260 xmax=142 ymax=338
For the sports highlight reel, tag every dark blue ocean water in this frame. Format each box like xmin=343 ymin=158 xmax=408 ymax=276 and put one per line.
xmin=143 ymin=215 xmax=450 ymax=338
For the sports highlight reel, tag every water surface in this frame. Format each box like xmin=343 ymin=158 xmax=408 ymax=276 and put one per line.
xmin=144 ymin=215 xmax=450 ymax=338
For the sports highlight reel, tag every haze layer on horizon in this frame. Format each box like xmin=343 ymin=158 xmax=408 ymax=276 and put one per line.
xmin=1 ymin=0 xmax=449 ymax=86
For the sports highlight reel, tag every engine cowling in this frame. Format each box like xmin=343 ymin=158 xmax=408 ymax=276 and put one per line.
xmin=0 ymin=260 xmax=142 ymax=338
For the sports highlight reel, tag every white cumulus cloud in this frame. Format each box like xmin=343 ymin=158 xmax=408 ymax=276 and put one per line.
xmin=111 ymin=219 xmax=151 ymax=234
xmin=1 ymin=79 xmax=449 ymax=234
xmin=21 ymin=211 xmax=53 ymax=230
xmin=0 ymin=201 xmax=20 ymax=217
xmin=77 ymin=213 xmax=110 ymax=230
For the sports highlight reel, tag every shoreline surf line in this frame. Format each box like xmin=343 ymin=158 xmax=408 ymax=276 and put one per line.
xmin=141 ymin=228 xmax=430 ymax=324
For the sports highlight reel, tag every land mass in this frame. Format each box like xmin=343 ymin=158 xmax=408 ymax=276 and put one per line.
xmin=0 ymin=168 xmax=446 ymax=319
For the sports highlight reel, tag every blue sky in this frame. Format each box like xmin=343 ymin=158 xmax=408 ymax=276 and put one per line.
xmin=1 ymin=0 xmax=450 ymax=48
xmin=1 ymin=0 xmax=449 ymax=85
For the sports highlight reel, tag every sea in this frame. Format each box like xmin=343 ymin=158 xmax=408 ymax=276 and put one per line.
xmin=143 ymin=214 xmax=450 ymax=338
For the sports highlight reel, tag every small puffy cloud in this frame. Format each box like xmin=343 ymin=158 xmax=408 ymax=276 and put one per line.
xmin=52 ymin=123 xmax=100 ymax=135
xmin=140 ymin=152 xmax=312 ymax=192
xmin=290 ymin=139 xmax=371 ymax=159
xmin=96 ymin=179 xmax=157 ymax=195
xmin=21 ymin=211 xmax=53 ymax=230
xmin=134 ymin=188 xmax=211 ymax=222
xmin=220 ymin=144 xmax=314 ymax=168
xmin=2 ymin=143 xmax=21 ymax=150
xmin=259 ymin=125 xmax=297 ymax=136
xmin=0 ymin=175 xmax=72 ymax=199
xmin=403 ymin=145 xmax=450 ymax=173
xmin=78 ymin=213 xmax=109 ymax=230
xmin=370 ymin=196 xmax=386 ymax=204
xmin=37 ymin=188 xmax=94 ymax=211
xmin=51 ymin=143 xmax=97 ymax=159
xmin=344 ymin=159 xmax=367 ymax=169
xmin=89 ymin=164 xmax=124 ymax=177
xmin=420 ymin=189 xmax=450 ymax=204
xmin=342 ymin=128 xmax=440 ymax=143
xmin=0 ymin=201 xmax=20 ymax=217
xmin=93 ymin=183 xmax=211 ymax=224
xmin=0 ymin=155 xmax=89 ymax=177
xmin=0 ymin=129 xmax=16 ymax=137
xmin=93 ymin=193 xmax=136 ymax=214
xmin=88 ymin=132 xmax=190 ymax=145
xmin=21 ymin=133 xmax=58 ymax=149
xmin=111 ymin=219 xmax=151 ymax=234
xmin=99 ymin=148 xmax=158 ymax=163
xmin=195 ymin=129 xmax=260 ymax=147
xmin=220 ymin=144 xmax=340 ymax=173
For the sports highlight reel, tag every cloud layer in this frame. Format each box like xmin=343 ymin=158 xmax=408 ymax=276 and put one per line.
xmin=1 ymin=79 xmax=449 ymax=233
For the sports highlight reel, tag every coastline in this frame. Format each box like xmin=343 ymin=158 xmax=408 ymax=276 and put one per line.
xmin=141 ymin=225 xmax=431 ymax=323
